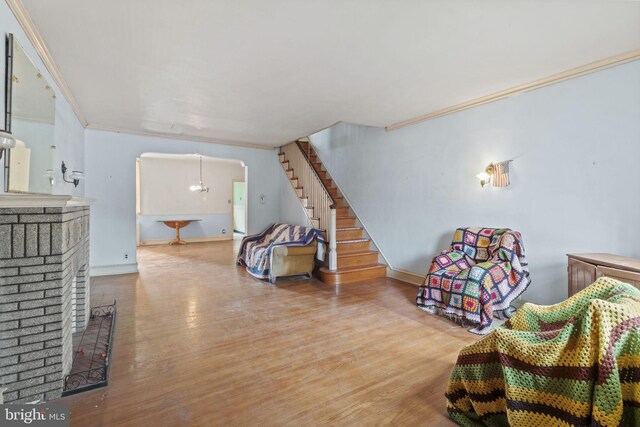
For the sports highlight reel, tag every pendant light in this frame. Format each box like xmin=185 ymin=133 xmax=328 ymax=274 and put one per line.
xmin=189 ymin=154 xmax=210 ymax=193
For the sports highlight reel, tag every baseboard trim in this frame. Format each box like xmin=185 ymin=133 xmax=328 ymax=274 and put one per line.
xmin=90 ymin=263 xmax=139 ymax=277
xmin=138 ymin=235 xmax=233 ymax=246
xmin=386 ymin=267 xmax=424 ymax=286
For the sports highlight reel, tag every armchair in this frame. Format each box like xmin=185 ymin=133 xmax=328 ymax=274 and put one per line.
xmin=416 ymin=227 xmax=530 ymax=334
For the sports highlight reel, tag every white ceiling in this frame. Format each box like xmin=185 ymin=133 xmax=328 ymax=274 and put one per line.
xmin=20 ymin=0 xmax=640 ymax=147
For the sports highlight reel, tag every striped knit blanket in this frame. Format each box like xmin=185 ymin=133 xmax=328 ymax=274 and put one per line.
xmin=236 ymin=223 xmax=323 ymax=281
xmin=447 ymin=277 xmax=640 ymax=426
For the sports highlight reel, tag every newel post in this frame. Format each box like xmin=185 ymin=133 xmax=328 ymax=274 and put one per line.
xmin=329 ymin=207 xmax=337 ymax=271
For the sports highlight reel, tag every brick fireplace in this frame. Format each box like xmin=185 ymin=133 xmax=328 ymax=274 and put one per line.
xmin=0 ymin=195 xmax=92 ymax=403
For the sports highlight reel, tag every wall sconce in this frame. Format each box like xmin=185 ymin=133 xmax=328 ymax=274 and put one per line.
xmin=61 ymin=161 xmax=84 ymax=187
xmin=477 ymin=161 xmax=512 ymax=188
xmin=476 ymin=164 xmax=495 ymax=188
xmin=0 ymin=130 xmax=17 ymax=160
xmin=43 ymin=169 xmax=54 ymax=186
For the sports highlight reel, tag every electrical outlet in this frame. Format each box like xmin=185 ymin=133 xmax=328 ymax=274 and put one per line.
xmin=124 ymin=253 xmax=128 ymax=259
xmin=222 ymin=229 xmax=227 ymax=234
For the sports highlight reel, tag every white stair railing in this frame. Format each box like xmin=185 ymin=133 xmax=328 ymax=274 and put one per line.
xmin=280 ymin=141 xmax=337 ymax=271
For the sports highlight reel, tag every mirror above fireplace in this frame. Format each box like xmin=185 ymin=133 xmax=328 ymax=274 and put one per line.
xmin=4 ymin=33 xmax=56 ymax=194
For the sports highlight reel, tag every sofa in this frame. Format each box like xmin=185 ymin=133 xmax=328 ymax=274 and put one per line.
xmin=236 ymin=223 xmax=323 ymax=284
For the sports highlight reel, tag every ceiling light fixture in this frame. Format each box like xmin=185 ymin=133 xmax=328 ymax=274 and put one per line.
xmin=190 ymin=154 xmax=210 ymax=193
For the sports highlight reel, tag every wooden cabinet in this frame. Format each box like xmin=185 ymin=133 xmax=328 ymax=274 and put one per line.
xmin=567 ymin=253 xmax=640 ymax=296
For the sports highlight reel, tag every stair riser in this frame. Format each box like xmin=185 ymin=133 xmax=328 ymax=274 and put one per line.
xmin=319 ymin=266 xmax=386 ymax=285
xmin=327 ymin=188 xmax=340 ymax=197
xmin=336 ymin=229 xmax=363 ymax=240
xmin=335 ymin=207 xmax=350 ymax=216
xmin=338 ymin=241 xmax=370 ymax=253
xmin=337 ymin=252 xmax=378 ymax=268
xmin=286 ymin=170 xmax=294 ymax=179
xmin=336 ymin=217 xmax=356 ymax=228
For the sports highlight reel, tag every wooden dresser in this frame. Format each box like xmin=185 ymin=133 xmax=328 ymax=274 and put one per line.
xmin=567 ymin=253 xmax=640 ymax=296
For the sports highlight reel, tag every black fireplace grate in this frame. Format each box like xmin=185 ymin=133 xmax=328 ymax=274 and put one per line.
xmin=61 ymin=301 xmax=116 ymax=396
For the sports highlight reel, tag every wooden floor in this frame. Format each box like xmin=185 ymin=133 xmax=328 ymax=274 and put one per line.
xmin=60 ymin=240 xmax=478 ymax=426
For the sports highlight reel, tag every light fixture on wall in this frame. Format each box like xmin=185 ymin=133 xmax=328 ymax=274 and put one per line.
xmin=61 ymin=161 xmax=84 ymax=187
xmin=476 ymin=160 xmax=512 ymax=188
xmin=476 ymin=164 xmax=495 ymax=188
xmin=0 ymin=130 xmax=17 ymax=160
xmin=43 ymin=169 xmax=54 ymax=186
xmin=189 ymin=154 xmax=210 ymax=193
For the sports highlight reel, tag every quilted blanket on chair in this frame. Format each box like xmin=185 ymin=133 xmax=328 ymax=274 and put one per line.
xmin=417 ymin=228 xmax=530 ymax=334
xmin=236 ymin=223 xmax=323 ymax=280
xmin=446 ymin=277 xmax=640 ymax=426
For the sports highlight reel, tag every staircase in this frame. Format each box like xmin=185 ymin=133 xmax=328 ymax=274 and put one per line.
xmin=279 ymin=140 xmax=387 ymax=285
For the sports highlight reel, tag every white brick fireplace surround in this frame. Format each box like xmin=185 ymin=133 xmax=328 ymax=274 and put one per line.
xmin=0 ymin=194 xmax=93 ymax=403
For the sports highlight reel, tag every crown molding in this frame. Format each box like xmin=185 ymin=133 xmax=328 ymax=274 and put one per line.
xmin=6 ymin=0 xmax=88 ymax=127
xmin=386 ymin=49 xmax=640 ymax=131
xmin=86 ymin=123 xmax=276 ymax=151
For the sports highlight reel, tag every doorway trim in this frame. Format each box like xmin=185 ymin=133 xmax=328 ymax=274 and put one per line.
xmin=231 ymin=179 xmax=247 ymax=235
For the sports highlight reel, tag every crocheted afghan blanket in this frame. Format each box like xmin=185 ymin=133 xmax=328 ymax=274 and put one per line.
xmin=446 ymin=277 xmax=640 ymax=427
xmin=236 ymin=223 xmax=323 ymax=281
xmin=417 ymin=228 xmax=530 ymax=334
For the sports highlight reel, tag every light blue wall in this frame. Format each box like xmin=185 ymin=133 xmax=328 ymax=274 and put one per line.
xmin=311 ymin=61 xmax=640 ymax=305
xmin=0 ymin=3 xmax=85 ymax=196
xmin=85 ymin=130 xmax=283 ymax=271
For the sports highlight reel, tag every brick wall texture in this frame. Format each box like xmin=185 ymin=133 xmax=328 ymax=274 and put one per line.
xmin=0 ymin=206 xmax=90 ymax=403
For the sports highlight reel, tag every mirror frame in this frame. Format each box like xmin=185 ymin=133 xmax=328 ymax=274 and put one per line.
xmin=3 ymin=33 xmax=13 ymax=190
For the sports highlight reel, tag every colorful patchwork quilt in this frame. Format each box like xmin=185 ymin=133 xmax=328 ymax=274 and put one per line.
xmin=416 ymin=227 xmax=530 ymax=334
xmin=236 ymin=223 xmax=323 ymax=281
xmin=446 ymin=277 xmax=640 ymax=426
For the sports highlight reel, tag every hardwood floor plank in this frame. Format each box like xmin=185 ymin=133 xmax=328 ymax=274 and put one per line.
xmin=59 ymin=240 xmax=478 ymax=426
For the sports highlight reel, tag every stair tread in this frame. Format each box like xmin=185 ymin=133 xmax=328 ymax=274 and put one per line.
xmin=336 ymin=227 xmax=362 ymax=231
xmin=337 ymin=250 xmax=378 ymax=258
xmin=319 ymin=264 xmax=385 ymax=273
xmin=337 ymin=238 xmax=369 ymax=244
